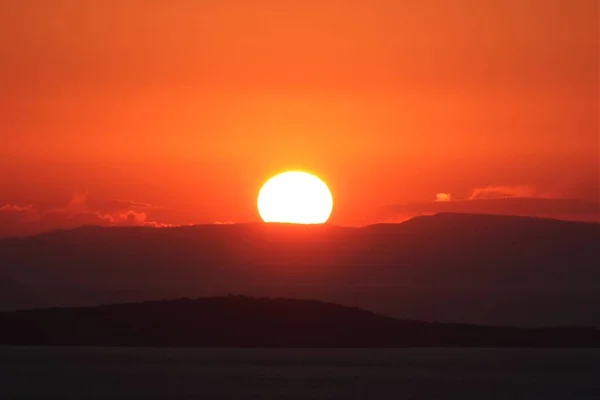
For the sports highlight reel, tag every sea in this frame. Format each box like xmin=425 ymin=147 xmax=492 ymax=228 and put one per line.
xmin=1 ymin=347 xmax=599 ymax=399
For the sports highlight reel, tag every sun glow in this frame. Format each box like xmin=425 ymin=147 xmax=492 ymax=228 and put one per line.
xmin=257 ymin=171 xmax=333 ymax=224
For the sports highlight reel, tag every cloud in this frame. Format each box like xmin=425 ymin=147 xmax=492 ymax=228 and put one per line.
xmin=0 ymin=204 xmax=39 ymax=238
xmin=101 ymin=200 xmax=155 ymax=213
xmin=65 ymin=191 xmax=88 ymax=213
xmin=379 ymin=186 xmax=600 ymax=223
xmin=0 ymin=204 xmax=34 ymax=213
xmin=468 ymin=185 xmax=545 ymax=200
xmin=0 ymin=192 xmax=168 ymax=238
xmin=435 ymin=193 xmax=451 ymax=202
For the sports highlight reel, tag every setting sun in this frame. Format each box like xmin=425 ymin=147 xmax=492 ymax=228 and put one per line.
xmin=257 ymin=171 xmax=333 ymax=224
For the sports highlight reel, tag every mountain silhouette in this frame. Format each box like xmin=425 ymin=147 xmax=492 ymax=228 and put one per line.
xmin=0 ymin=213 xmax=598 ymax=326
xmin=1 ymin=296 xmax=598 ymax=348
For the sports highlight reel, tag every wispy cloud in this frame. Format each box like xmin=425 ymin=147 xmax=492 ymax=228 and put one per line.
xmin=0 ymin=204 xmax=34 ymax=213
xmin=379 ymin=186 xmax=599 ymax=223
xmin=101 ymin=200 xmax=156 ymax=213
xmin=468 ymin=185 xmax=547 ymax=200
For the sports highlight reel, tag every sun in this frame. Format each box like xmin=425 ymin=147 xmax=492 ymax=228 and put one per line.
xmin=257 ymin=171 xmax=333 ymax=224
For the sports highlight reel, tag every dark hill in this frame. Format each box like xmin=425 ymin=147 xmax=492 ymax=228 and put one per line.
xmin=1 ymin=296 xmax=599 ymax=348
xmin=0 ymin=213 xmax=599 ymax=326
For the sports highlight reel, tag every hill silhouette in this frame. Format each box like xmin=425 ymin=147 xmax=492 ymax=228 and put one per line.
xmin=1 ymin=296 xmax=599 ymax=348
xmin=0 ymin=213 xmax=598 ymax=326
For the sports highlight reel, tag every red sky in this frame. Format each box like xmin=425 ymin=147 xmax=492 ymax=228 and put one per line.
xmin=0 ymin=0 xmax=598 ymax=236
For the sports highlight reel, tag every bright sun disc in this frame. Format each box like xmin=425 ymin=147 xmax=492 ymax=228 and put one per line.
xmin=257 ymin=171 xmax=333 ymax=224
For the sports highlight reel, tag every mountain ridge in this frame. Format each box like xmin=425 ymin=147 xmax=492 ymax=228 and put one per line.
xmin=1 ymin=296 xmax=599 ymax=348
xmin=3 ymin=212 xmax=597 ymax=241
xmin=1 ymin=213 xmax=599 ymax=327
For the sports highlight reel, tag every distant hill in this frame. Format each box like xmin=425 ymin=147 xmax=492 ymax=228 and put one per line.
xmin=0 ymin=213 xmax=598 ymax=327
xmin=1 ymin=296 xmax=599 ymax=348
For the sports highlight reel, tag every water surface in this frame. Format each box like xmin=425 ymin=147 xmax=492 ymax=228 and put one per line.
xmin=1 ymin=347 xmax=599 ymax=399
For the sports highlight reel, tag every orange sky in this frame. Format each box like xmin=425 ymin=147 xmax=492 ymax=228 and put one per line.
xmin=0 ymin=0 xmax=598 ymax=235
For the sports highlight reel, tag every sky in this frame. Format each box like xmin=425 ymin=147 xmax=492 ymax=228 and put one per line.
xmin=0 ymin=0 xmax=598 ymax=236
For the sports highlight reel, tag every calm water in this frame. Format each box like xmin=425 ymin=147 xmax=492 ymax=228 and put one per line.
xmin=1 ymin=347 xmax=599 ymax=399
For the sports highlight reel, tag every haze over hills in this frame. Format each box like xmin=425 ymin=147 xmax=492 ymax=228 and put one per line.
xmin=1 ymin=296 xmax=599 ymax=348
xmin=0 ymin=213 xmax=598 ymax=327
